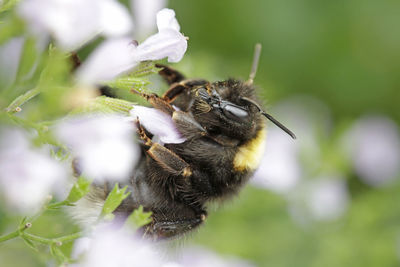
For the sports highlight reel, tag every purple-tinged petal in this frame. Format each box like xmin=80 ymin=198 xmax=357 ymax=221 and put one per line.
xmin=135 ymin=29 xmax=187 ymax=63
xmin=341 ymin=115 xmax=400 ymax=187
xmin=76 ymin=38 xmax=139 ymax=84
xmin=0 ymin=128 xmax=67 ymax=214
xmin=156 ymin=8 xmax=180 ymax=32
xmin=130 ymin=105 xmax=186 ymax=144
xmin=55 ymin=114 xmax=140 ymax=183
xmin=99 ymin=0 xmax=134 ymax=37
xmin=131 ymin=0 xmax=167 ymax=39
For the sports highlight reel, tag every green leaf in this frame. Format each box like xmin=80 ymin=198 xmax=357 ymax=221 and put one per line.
xmin=0 ymin=15 xmax=25 ymax=45
xmin=130 ymin=61 xmax=160 ymax=77
xmin=91 ymin=96 xmax=135 ymax=115
xmin=125 ymin=206 xmax=152 ymax=230
xmin=15 ymin=37 xmax=39 ymax=83
xmin=101 ymin=183 xmax=130 ymax=217
xmin=106 ymin=76 xmax=149 ymax=92
xmin=50 ymin=244 xmax=69 ymax=264
xmin=21 ymin=236 xmax=38 ymax=252
xmin=66 ymin=176 xmax=92 ymax=203
xmin=18 ymin=217 xmax=28 ymax=229
xmin=0 ymin=0 xmax=20 ymax=13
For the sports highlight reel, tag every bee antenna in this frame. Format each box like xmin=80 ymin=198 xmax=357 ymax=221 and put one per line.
xmin=246 ymin=43 xmax=262 ymax=85
xmin=240 ymin=97 xmax=297 ymax=139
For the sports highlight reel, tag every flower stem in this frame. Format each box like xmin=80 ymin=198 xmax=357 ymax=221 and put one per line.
xmin=5 ymin=87 xmax=40 ymax=113
xmin=0 ymin=223 xmax=31 ymax=243
xmin=0 ymin=229 xmax=20 ymax=243
xmin=23 ymin=231 xmax=82 ymax=245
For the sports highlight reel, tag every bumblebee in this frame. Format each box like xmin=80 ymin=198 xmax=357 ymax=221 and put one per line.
xmin=76 ymin=44 xmax=295 ymax=239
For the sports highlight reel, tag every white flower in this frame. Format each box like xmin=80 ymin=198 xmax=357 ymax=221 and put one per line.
xmin=130 ymin=105 xmax=186 ymax=144
xmin=72 ymin=224 xmax=165 ymax=267
xmin=0 ymin=128 xmax=67 ymax=214
xmin=18 ymin=0 xmax=133 ymax=51
xmin=288 ymin=175 xmax=349 ymax=224
xmin=251 ymin=96 xmax=329 ymax=193
xmin=342 ymin=115 xmax=400 ymax=187
xmin=76 ymin=8 xmax=187 ymax=84
xmin=55 ymin=115 xmax=139 ymax=183
xmin=131 ymin=0 xmax=167 ymax=39
xmin=251 ymin=128 xmax=300 ymax=193
xmin=75 ymin=38 xmax=139 ymax=84
xmin=0 ymin=37 xmax=24 ymax=89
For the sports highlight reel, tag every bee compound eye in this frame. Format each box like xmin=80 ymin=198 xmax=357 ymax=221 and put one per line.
xmin=223 ymin=104 xmax=249 ymax=120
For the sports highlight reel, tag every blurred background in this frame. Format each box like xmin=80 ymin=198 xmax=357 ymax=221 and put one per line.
xmin=168 ymin=0 xmax=400 ymax=266
xmin=1 ymin=0 xmax=400 ymax=266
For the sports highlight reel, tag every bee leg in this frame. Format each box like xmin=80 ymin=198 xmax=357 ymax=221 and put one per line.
xmin=172 ymin=110 xmax=207 ymax=140
xmin=145 ymin=211 xmax=207 ymax=239
xmin=148 ymin=143 xmax=192 ymax=177
xmin=136 ymin=119 xmax=192 ymax=176
xmin=155 ymin=64 xmax=185 ymax=85
xmin=133 ymin=89 xmax=208 ymax=140
xmin=131 ymin=89 xmax=175 ymax=115
xmin=161 ymin=79 xmax=207 ymax=102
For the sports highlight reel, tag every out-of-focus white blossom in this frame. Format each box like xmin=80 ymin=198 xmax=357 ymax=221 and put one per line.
xmin=72 ymin=223 xmax=165 ymax=267
xmin=76 ymin=8 xmax=187 ymax=84
xmin=55 ymin=115 xmax=139 ymax=183
xmin=0 ymin=37 xmax=24 ymax=88
xmin=18 ymin=0 xmax=133 ymax=51
xmin=0 ymin=128 xmax=67 ymax=214
xmin=75 ymin=38 xmax=139 ymax=84
xmin=130 ymin=105 xmax=186 ymax=144
xmin=131 ymin=0 xmax=167 ymax=39
xmin=251 ymin=96 xmax=330 ymax=193
xmin=342 ymin=115 xmax=400 ymax=187
xmin=251 ymin=128 xmax=300 ymax=193
xmin=288 ymin=175 xmax=349 ymax=224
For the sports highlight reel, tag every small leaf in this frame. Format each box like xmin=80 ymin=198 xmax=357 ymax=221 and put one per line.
xmin=106 ymin=76 xmax=149 ymax=92
xmin=0 ymin=0 xmax=20 ymax=13
xmin=18 ymin=217 xmax=28 ymax=229
xmin=101 ymin=184 xmax=130 ymax=217
xmin=66 ymin=176 xmax=92 ymax=203
xmin=50 ymin=244 xmax=69 ymax=264
xmin=21 ymin=236 xmax=38 ymax=252
xmin=130 ymin=61 xmax=160 ymax=77
xmin=92 ymin=96 xmax=135 ymax=115
xmin=125 ymin=206 xmax=152 ymax=230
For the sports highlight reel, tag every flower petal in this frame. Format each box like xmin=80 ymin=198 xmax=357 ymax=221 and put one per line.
xmin=76 ymin=38 xmax=139 ymax=84
xmin=130 ymin=106 xmax=186 ymax=144
xmin=156 ymin=8 xmax=180 ymax=32
xmin=18 ymin=0 xmax=133 ymax=51
xmin=55 ymin=115 xmax=140 ymax=182
xmin=135 ymin=29 xmax=187 ymax=63
xmin=18 ymin=0 xmax=100 ymax=51
xmin=99 ymin=0 xmax=134 ymax=37
xmin=0 ymin=128 xmax=67 ymax=214
xmin=131 ymin=0 xmax=167 ymax=38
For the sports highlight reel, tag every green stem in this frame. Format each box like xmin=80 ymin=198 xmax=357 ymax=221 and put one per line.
xmin=23 ymin=232 xmax=82 ymax=245
xmin=47 ymin=200 xmax=70 ymax=209
xmin=0 ymin=229 xmax=20 ymax=243
xmin=0 ymin=224 xmax=30 ymax=243
xmin=5 ymin=87 xmax=40 ymax=113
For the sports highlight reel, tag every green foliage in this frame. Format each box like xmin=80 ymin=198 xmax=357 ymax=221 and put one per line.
xmin=100 ymin=184 xmax=131 ymax=220
xmin=125 ymin=206 xmax=152 ymax=230
xmin=66 ymin=176 xmax=92 ymax=204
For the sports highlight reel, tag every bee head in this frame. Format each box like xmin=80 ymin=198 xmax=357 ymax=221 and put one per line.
xmin=192 ymin=79 xmax=296 ymax=141
xmin=190 ymin=43 xmax=296 ymax=141
xmin=191 ymin=80 xmax=265 ymax=142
